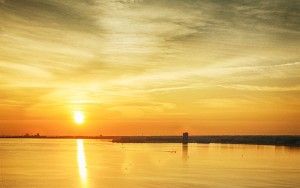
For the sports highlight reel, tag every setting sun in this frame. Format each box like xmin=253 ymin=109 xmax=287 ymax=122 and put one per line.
xmin=74 ymin=111 xmax=85 ymax=125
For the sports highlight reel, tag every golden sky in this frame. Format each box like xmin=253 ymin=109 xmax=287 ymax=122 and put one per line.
xmin=0 ymin=0 xmax=299 ymax=135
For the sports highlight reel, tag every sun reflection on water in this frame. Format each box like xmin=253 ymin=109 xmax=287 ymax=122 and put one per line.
xmin=77 ymin=139 xmax=87 ymax=186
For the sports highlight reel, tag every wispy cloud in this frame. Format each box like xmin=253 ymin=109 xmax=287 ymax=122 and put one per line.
xmin=0 ymin=0 xmax=299 ymax=134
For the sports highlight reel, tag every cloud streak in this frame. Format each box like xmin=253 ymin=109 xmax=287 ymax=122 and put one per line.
xmin=0 ymin=0 xmax=299 ymax=134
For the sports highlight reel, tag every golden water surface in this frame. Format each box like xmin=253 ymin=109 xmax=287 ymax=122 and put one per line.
xmin=0 ymin=139 xmax=299 ymax=188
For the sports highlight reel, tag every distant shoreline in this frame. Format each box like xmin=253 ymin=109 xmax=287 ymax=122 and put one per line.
xmin=112 ymin=135 xmax=300 ymax=147
xmin=0 ymin=135 xmax=299 ymax=147
xmin=0 ymin=135 xmax=115 ymax=139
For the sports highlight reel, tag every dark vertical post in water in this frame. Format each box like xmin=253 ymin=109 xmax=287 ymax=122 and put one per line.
xmin=182 ymin=132 xmax=189 ymax=144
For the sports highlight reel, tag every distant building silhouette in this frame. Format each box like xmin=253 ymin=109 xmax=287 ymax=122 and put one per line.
xmin=182 ymin=132 xmax=189 ymax=144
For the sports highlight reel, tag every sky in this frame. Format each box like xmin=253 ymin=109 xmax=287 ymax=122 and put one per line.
xmin=0 ymin=0 xmax=299 ymax=136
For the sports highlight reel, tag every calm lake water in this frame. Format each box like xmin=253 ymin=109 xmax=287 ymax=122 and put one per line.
xmin=0 ymin=139 xmax=299 ymax=188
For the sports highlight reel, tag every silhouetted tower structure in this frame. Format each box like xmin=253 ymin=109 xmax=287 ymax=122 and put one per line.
xmin=182 ymin=132 xmax=189 ymax=144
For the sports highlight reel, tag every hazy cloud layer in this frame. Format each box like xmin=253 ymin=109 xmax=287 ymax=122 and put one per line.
xmin=0 ymin=0 xmax=299 ymax=134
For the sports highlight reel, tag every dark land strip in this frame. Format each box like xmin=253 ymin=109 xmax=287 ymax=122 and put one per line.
xmin=1 ymin=135 xmax=299 ymax=147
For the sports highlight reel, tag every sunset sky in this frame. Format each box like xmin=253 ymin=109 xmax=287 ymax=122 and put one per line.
xmin=0 ymin=0 xmax=299 ymax=136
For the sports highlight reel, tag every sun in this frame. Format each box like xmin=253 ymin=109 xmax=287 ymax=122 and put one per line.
xmin=74 ymin=111 xmax=85 ymax=125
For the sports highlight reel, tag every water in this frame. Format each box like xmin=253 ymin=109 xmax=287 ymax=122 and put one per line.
xmin=1 ymin=139 xmax=299 ymax=188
